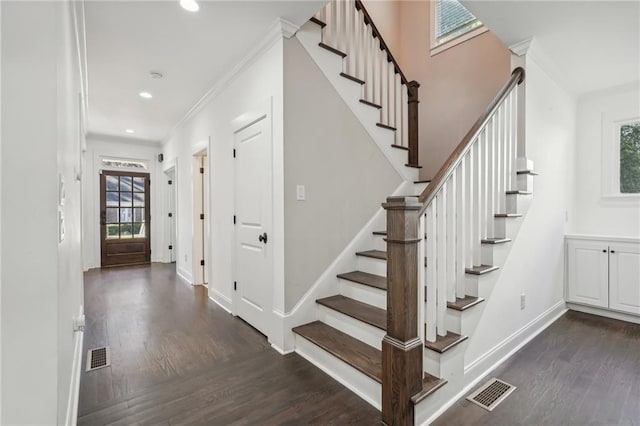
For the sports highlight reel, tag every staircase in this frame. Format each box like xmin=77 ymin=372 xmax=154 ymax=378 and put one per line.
xmin=290 ymin=1 xmax=533 ymax=424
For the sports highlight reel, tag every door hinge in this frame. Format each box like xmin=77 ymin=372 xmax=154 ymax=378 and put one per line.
xmin=200 ymin=167 xmax=204 ymax=174
xmin=168 ymin=180 xmax=172 ymax=185
xmin=168 ymin=212 xmax=173 ymax=217
xmin=200 ymin=213 xmax=205 ymax=220
xmin=168 ymin=245 xmax=173 ymax=250
xmin=200 ymin=259 xmax=205 ymax=266
xmin=148 ymin=179 xmax=151 ymax=186
xmin=233 ymin=148 xmax=236 ymax=158
xmin=234 ymin=281 xmax=237 ymax=291
xmin=233 ymin=215 xmax=236 ymax=225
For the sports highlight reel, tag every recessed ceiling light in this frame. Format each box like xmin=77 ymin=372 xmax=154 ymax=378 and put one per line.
xmin=139 ymin=91 xmax=153 ymax=99
xmin=125 ymin=129 xmax=135 ymax=134
xmin=180 ymin=0 xmax=199 ymax=12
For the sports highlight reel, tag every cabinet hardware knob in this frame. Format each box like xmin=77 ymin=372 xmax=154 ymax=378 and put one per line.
xmin=602 ymin=249 xmax=607 ymax=253
xmin=610 ymin=250 xmax=615 ymax=254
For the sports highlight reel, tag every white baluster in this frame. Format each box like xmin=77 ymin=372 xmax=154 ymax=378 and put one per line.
xmin=418 ymin=213 xmax=426 ymax=344
xmin=486 ymin=116 xmax=495 ymax=238
xmin=373 ymin=40 xmax=381 ymax=106
xmin=446 ymin=176 xmax=456 ymax=303
xmin=364 ymin=25 xmax=373 ymax=102
xmin=328 ymin=1 xmax=338 ymax=48
xmin=478 ymin=130 xmax=487 ymax=241
xmin=354 ymin=9 xmax=363 ymax=81
xmin=504 ymin=93 xmax=512 ymax=193
xmin=436 ymin=189 xmax=447 ymax=336
xmin=511 ymin=90 xmax=518 ymax=191
xmin=496 ymin=103 xmax=505 ymax=214
xmin=472 ymin=141 xmax=481 ymax=266
xmin=387 ymin=62 xmax=396 ymax=130
xmin=426 ymin=203 xmax=437 ymax=343
xmin=380 ymin=48 xmax=388 ymax=124
xmin=339 ymin=0 xmax=347 ymax=54
xmin=401 ymin=85 xmax=408 ymax=148
xmin=455 ymin=160 xmax=466 ymax=298
xmin=343 ymin=0 xmax=353 ymax=75
xmin=394 ymin=73 xmax=402 ymax=146
xmin=465 ymin=149 xmax=474 ymax=268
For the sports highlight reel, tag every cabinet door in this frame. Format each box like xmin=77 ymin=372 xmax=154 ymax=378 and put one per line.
xmin=609 ymin=242 xmax=640 ymax=314
xmin=567 ymin=240 xmax=609 ymax=308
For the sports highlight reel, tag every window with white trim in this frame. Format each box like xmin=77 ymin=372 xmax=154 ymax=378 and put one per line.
xmin=602 ymin=112 xmax=640 ymax=199
xmin=619 ymin=120 xmax=640 ymax=193
xmin=431 ymin=0 xmax=487 ymax=55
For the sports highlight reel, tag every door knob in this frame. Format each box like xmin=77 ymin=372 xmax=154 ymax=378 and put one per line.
xmin=258 ymin=232 xmax=268 ymax=244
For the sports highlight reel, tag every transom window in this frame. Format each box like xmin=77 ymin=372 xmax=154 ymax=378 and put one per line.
xmin=431 ymin=0 xmax=487 ymax=55
xmin=619 ymin=121 xmax=640 ymax=194
xmin=105 ymin=175 xmax=147 ymax=239
xmin=101 ymin=158 xmax=148 ymax=170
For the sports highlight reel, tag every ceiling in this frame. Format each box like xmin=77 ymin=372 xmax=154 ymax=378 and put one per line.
xmin=85 ymin=0 xmax=325 ymax=143
xmin=461 ymin=0 xmax=640 ymax=97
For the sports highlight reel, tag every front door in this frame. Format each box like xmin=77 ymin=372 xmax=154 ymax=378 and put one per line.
xmin=235 ymin=112 xmax=272 ymax=336
xmin=100 ymin=170 xmax=151 ymax=267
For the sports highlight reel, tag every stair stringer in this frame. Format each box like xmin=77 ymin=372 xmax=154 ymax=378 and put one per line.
xmin=414 ymin=159 xmax=552 ymax=424
xmin=295 ymin=21 xmax=419 ymax=183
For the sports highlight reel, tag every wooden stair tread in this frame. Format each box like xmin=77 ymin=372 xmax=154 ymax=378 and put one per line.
xmin=465 ymin=264 xmax=499 ymax=275
xmin=447 ymin=296 xmax=484 ymax=311
xmin=391 ymin=144 xmax=409 ymax=151
xmin=517 ymin=169 xmax=539 ymax=175
xmin=372 ymin=230 xmax=387 ymax=236
xmin=411 ymin=374 xmax=448 ymax=405
xmin=359 ymin=99 xmax=382 ymax=109
xmin=356 ymin=249 xmax=387 ymax=260
xmin=309 ymin=17 xmax=326 ymax=28
xmin=318 ymin=42 xmax=347 ymax=58
xmin=506 ymin=190 xmax=532 ymax=195
xmin=495 ymin=213 xmax=523 ymax=218
xmin=292 ymin=321 xmax=382 ymax=383
xmin=424 ymin=331 xmax=468 ymax=353
xmin=405 ymin=163 xmax=422 ymax=169
xmin=376 ymin=122 xmax=396 ymax=131
xmin=340 ymin=72 xmax=365 ymax=85
xmin=414 ymin=179 xmax=431 ymax=184
xmin=481 ymin=237 xmax=512 ymax=245
xmin=337 ymin=271 xmax=387 ymax=291
xmin=316 ymin=295 xmax=387 ymax=330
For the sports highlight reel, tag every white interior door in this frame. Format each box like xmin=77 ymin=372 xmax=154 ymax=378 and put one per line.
xmin=234 ymin=112 xmax=272 ymax=336
xmin=166 ymin=168 xmax=177 ymax=263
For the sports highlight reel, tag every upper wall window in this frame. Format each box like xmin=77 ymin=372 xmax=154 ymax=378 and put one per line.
xmin=619 ymin=121 xmax=640 ymax=193
xmin=431 ymin=0 xmax=488 ymax=55
xmin=101 ymin=158 xmax=148 ymax=170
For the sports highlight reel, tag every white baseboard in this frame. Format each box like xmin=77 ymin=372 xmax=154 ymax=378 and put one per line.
xmin=567 ymin=302 xmax=640 ymax=324
xmin=420 ymin=300 xmax=567 ymax=425
xmin=208 ymin=289 xmax=233 ymax=314
xmin=271 ymin=343 xmax=295 ymax=355
xmin=176 ymin=266 xmax=193 ymax=285
xmin=65 ymin=328 xmax=84 ymax=426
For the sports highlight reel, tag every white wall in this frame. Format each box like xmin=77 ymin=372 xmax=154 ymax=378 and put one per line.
xmin=1 ymin=1 xmax=84 ymax=423
xmin=570 ymin=82 xmax=640 ymax=238
xmin=161 ymin=29 xmax=286 ymax=342
xmin=82 ymin=135 xmax=162 ymax=270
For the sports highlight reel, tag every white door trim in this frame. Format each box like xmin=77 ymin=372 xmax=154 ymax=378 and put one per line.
xmin=163 ymin=162 xmax=177 ymax=264
xmin=192 ymin=140 xmax=210 ymax=286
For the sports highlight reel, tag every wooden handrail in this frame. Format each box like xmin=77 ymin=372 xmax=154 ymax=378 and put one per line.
xmin=354 ymin=0 xmax=408 ymax=85
xmin=417 ymin=67 xmax=525 ymax=212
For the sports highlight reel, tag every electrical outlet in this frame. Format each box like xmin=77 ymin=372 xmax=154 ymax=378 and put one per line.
xmin=520 ymin=294 xmax=526 ymax=310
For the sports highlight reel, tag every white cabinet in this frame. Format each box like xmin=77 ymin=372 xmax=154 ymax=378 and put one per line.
xmin=566 ymin=236 xmax=640 ymax=316
xmin=609 ymin=243 xmax=640 ymax=314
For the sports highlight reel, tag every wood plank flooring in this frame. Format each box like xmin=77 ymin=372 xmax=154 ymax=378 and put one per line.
xmin=78 ymin=263 xmax=379 ymax=425
xmin=435 ymin=310 xmax=640 ymax=425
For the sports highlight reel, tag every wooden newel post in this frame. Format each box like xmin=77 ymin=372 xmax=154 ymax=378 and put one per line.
xmin=381 ymin=196 xmax=424 ymax=426
xmin=407 ymin=81 xmax=420 ymax=167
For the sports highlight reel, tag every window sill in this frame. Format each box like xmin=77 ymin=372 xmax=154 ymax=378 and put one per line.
xmin=430 ymin=26 xmax=489 ymax=57
xmin=600 ymin=194 xmax=640 ymax=205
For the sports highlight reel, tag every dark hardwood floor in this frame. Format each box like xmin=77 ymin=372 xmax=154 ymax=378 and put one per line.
xmin=435 ymin=310 xmax=640 ymax=425
xmin=78 ymin=263 xmax=379 ymax=425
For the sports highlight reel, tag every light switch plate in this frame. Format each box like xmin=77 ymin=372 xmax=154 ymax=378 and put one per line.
xmin=296 ymin=185 xmax=306 ymax=201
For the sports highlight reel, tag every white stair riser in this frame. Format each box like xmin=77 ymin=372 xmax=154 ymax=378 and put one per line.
xmin=357 ymin=256 xmax=387 ymax=276
xmin=317 ymin=304 xmax=385 ymax=350
xmin=466 ymin=273 xmax=500 ymax=300
xmin=373 ymin=235 xmax=387 ymax=252
xmin=481 ymin=243 xmax=511 ymax=267
xmin=339 ymin=279 xmax=387 ymax=310
xmin=294 ymin=335 xmax=381 ymax=410
xmin=423 ymin=342 xmax=466 ymax=380
xmin=494 ymin=216 xmax=523 ymax=239
xmin=506 ymin=193 xmax=532 ymax=215
xmin=412 ymin=182 xmax=429 ymax=193
xmin=517 ymin=173 xmax=535 ymax=192
xmin=446 ymin=305 xmax=484 ymax=337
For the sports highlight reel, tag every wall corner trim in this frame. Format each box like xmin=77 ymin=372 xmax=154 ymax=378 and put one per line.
xmin=509 ymin=38 xmax=533 ymax=57
xmin=161 ymin=17 xmax=290 ymax=147
xmin=64 ymin=323 xmax=84 ymax=426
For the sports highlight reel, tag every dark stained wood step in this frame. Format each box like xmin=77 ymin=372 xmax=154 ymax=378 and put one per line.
xmin=481 ymin=237 xmax=512 ymax=244
xmin=447 ymin=295 xmax=485 ymax=311
xmin=405 ymin=163 xmax=423 ymax=169
xmin=517 ymin=169 xmax=539 ymax=175
xmin=316 ymin=295 xmax=387 ymax=330
xmin=372 ymin=230 xmax=387 ymax=236
xmin=465 ymin=264 xmax=499 ymax=275
xmin=414 ymin=179 xmax=431 ymax=184
xmin=356 ymin=249 xmax=387 ymax=261
xmin=424 ymin=330 xmax=468 ymax=354
xmin=292 ymin=321 xmax=382 ymax=383
xmin=340 ymin=72 xmax=365 ymax=85
xmin=506 ymin=190 xmax=532 ymax=195
xmin=495 ymin=213 xmax=523 ymax=218
xmin=359 ymin=99 xmax=382 ymax=109
xmin=411 ymin=374 xmax=448 ymax=405
xmin=337 ymin=271 xmax=387 ymax=291
xmin=376 ymin=122 xmax=396 ymax=131
xmin=391 ymin=144 xmax=409 ymax=151
xmin=318 ymin=42 xmax=347 ymax=58
xmin=309 ymin=17 xmax=326 ymax=28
